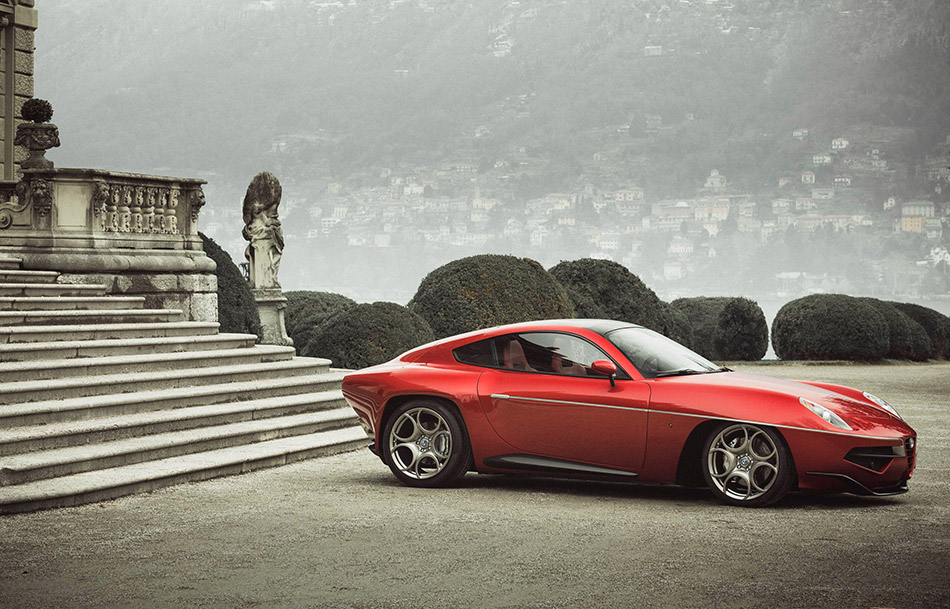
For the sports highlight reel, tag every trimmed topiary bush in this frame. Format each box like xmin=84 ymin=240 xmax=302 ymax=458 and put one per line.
xmin=308 ymin=302 xmax=435 ymax=369
xmin=908 ymin=321 xmax=935 ymax=361
xmin=889 ymin=302 xmax=950 ymax=360
xmin=714 ymin=297 xmax=769 ymax=361
xmin=284 ymin=291 xmax=356 ymax=356
xmin=409 ymin=255 xmax=575 ymax=339
xmin=858 ymin=298 xmax=918 ymax=360
xmin=670 ymin=297 xmax=733 ymax=359
xmin=549 ymin=258 xmax=673 ymax=334
xmin=772 ymin=294 xmax=889 ymax=361
xmin=200 ymin=232 xmax=261 ymax=340
xmin=665 ymin=303 xmax=695 ymax=350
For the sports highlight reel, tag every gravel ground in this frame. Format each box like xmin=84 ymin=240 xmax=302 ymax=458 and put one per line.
xmin=1 ymin=362 xmax=947 ymax=609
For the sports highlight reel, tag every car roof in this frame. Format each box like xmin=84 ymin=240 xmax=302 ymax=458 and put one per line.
xmin=399 ymin=319 xmax=644 ymax=363
xmin=488 ymin=318 xmax=641 ymax=335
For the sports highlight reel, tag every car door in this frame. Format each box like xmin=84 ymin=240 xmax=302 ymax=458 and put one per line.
xmin=476 ymin=331 xmax=650 ymax=471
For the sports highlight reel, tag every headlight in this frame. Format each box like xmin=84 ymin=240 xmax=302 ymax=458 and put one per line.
xmin=862 ymin=392 xmax=901 ymax=420
xmin=800 ymin=397 xmax=852 ymax=430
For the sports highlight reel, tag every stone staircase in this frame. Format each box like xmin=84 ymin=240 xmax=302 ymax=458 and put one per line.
xmin=0 ymin=256 xmax=367 ymax=513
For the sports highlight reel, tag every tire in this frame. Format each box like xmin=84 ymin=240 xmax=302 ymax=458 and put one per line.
xmin=701 ymin=422 xmax=794 ymax=507
xmin=382 ymin=399 xmax=472 ymax=488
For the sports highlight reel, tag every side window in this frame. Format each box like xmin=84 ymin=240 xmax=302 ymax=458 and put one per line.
xmin=499 ymin=332 xmax=611 ymax=377
xmin=453 ymin=338 xmax=498 ymax=367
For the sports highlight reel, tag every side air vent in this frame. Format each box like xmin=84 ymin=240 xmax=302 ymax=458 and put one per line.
xmin=905 ymin=437 xmax=917 ymax=474
xmin=844 ymin=445 xmax=904 ymax=473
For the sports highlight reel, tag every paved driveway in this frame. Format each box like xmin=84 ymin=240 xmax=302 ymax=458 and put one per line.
xmin=1 ymin=363 xmax=948 ymax=609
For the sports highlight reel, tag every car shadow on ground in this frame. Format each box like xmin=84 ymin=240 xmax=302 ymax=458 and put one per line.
xmin=351 ymin=470 xmax=905 ymax=510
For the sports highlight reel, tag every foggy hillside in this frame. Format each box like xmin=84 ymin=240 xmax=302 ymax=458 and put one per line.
xmin=38 ymin=0 xmax=950 ymax=185
xmin=34 ymin=0 xmax=950 ymax=304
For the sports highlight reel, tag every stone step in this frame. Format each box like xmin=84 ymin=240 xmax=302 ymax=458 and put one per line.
xmin=0 ymin=270 xmax=58 ymax=284
xmin=0 ymin=390 xmax=348 ymax=456
xmin=0 ymin=308 xmax=183 ymax=326
xmin=0 ymin=408 xmax=359 ymax=485
xmin=0 ymin=282 xmax=108 ymax=297
xmin=0 ymin=296 xmax=145 ymax=312
xmin=0 ymin=332 xmax=257 ymax=362
xmin=0 ymin=426 xmax=369 ymax=513
xmin=0 ymin=321 xmax=220 ymax=344
xmin=0 ymin=344 xmax=294 ymax=382
xmin=0 ymin=257 xmax=23 ymax=270
xmin=0 ymin=357 xmax=331 ymax=404
xmin=0 ymin=368 xmax=346 ymax=426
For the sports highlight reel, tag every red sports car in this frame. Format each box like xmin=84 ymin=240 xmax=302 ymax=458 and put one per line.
xmin=342 ymin=319 xmax=917 ymax=506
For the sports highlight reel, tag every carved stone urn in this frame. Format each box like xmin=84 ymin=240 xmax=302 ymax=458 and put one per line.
xmin=14 ymin=98 xmax=61 ymax=170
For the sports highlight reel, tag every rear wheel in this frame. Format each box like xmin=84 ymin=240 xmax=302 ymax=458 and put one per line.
xmin=701 ymin=422 xmax=794 ymax=507
xmin=383 ymin=399 xmax=471 ymax=487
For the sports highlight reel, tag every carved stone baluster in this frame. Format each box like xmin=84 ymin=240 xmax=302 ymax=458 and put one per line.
xmin=130 ymin=187 xmax=144 ymax=233
xmin=155 ymin=188 xmax=168 ymax=233
xmin=107 ymin=185 xmax=120 ymax=232
xmin=92 ymin=181 xmax=110 ymax=232
xmin=166 ymin=188 xmax=180 ymax=235
xmin=144 ymin=187 xmax=156 ymax=234
xmin=118 ymin=186 xmax=132 ymax=232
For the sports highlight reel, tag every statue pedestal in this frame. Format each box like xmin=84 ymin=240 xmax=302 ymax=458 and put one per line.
xmin=253 ymin=288 xmax=293 ymax=346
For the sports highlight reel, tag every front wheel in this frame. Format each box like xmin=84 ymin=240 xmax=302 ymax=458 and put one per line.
xmin=701 ymin=422 xmax=794 ymax=507
xmin=383 ymin=399 xmax=472 ymax=488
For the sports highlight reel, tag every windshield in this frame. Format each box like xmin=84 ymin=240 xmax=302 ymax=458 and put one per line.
xmin=605 ymin=327 xmax=723 ymax=379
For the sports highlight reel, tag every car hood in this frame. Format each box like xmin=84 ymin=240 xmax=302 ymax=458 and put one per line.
xmin=650 ymin=371 xmax=911 ymax=437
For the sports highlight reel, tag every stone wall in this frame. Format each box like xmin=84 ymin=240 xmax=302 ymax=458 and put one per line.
xmin=1 ymin=0 xmax=38 ymax=193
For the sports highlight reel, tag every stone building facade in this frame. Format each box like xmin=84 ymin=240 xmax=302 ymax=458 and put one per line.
xmin=1 ymin=0 xmax=37 ymax=197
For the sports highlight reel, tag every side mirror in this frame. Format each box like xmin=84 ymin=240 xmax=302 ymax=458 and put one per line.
xmin=590 ymin=360 xmax=617 ymax=387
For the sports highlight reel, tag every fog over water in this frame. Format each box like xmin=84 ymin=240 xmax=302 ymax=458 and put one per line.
xmin=35 ymin=0 xmax=950 ymax=326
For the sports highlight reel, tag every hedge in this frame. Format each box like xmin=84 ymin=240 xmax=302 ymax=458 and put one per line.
xmin=409 ymin=255 xmax=575 ymax=338
xmin=889 ymin=302 xmax=950 ymax=360
xmin=665 ymin=303 xmax=695 ymax=350
xmin=307 ymin=302 xmax=435 ymax=369
xmin=549 ymin=258 xmax=673 ymax=334
xmin=199 ymin=233 xmax=261 ymax=340
xmin=772 ymin=294 xmax=889 ymax=361
xmin=670 ymin=297 xmax=733 ymax=359
xmin=284 ymin=291 xmax=356 ymax=357
xmin=857 ymin=298 xmax=923 ymax=360
xmin=714 ymin=297 xmax=769 ymax=361
xmin=669 ymin=297 xmax=767 ymax=361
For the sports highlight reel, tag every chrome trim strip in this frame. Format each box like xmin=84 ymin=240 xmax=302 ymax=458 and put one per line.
xmin=490 ymin=393 xmax=902 ymax=441
xmin=494 ymin=393 xmax=648 ymax=413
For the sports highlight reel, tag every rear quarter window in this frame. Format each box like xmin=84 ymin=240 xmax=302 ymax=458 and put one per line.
xmin=453 ymin=338 xmax=498 ymax=367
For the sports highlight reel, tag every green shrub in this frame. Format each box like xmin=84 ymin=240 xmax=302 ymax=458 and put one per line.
xmin=409 ymin=255 xmax=575 ymax=338
xmin=670 ymin=297 xmax=733 ymax=359
xmin=772 ymin=294 xmax=889 ymax=361
xmin=665 ymin=303 xmax=695 ymax=350
xmin=907 ymin=321 xmax=935 ymax=361
xmin=549 ymin=258 xmax=673 ymax=334
xmin=857 ymin=298 xmax=918 ymax=360
xmin=199 ymin=232 xmax=261 ymax=340
xmin=714 ymin=297 xmax=769 ymax=361
xmin=889 ymin=302 xmax=950 ymax=360
xmin=284 ymin=291 xmax=356 ymax=356
xmin=308 ymin=302 xmax=435 ymax=369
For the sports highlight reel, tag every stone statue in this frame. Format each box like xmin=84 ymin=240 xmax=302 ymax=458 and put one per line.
xmin=242 ymin=172 xmax=284 ymax=289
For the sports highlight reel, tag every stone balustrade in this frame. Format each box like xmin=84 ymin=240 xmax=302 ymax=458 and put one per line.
xmin=0 ymin=167 xmax=206 ymax=245
xmin=0 ymin=167 xmax=218 ymax=322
